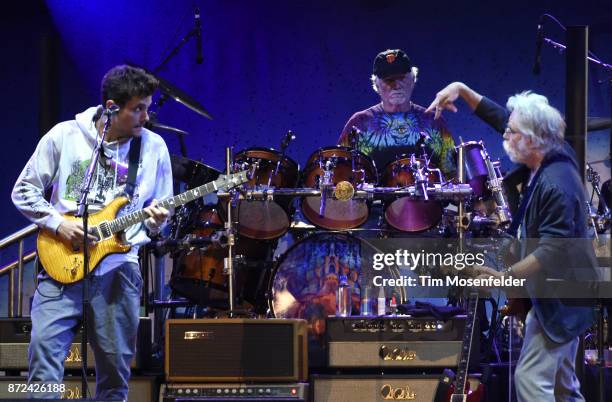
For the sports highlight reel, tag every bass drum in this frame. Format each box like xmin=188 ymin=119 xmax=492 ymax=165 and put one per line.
xmin=381 ymin=156 xmax=444 ymax=232
xmin=301 ymin=147 xmax=377 ymax=230
xmin=169 ymin=205 xmax=275 ymax=310
xmin=234 ymin=148 xmax=299 ymax=239
xmin=269 ymin=232 xmax=403 ymax=338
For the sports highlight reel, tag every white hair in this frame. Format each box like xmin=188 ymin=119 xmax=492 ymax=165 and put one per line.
xmin=371 ymin=66 xmax=418 ymax=93
xmin=506 ymin=91 xmax=565 ymax=154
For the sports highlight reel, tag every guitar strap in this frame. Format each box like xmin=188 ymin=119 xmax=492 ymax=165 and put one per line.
xmin=125 ymin=136 xmax=142 ymax=198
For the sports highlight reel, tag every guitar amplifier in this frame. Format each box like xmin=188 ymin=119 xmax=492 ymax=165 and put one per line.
xmin=0 ymin=317 xmax=151 ymax=371
xmin=160 ymin=382 xmax=308 ymax=401
xmin=165 ymin=319 xmax=307 ymax=382
xmin=325 ymin=316 xmax=477 ymax=368
xmin=0 ymin=375 xmax=158 ymax=401
xmin=312 ymin=374 xmax=482 ymax=402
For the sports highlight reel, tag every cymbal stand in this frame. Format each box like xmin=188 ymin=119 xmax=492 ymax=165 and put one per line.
xmin=319 ymin=160 xmax=334 ymax=217
xmin=149 ymin=94 xmax=188 ymax=158
xmin=224 ymin=147 xmax=238 ymax=316
xmin=456 ymin=139 xmax=470 ymax=243
xmin=587 ymin=164 xmax=610 ymax=234
xmin=411 ymin=153 xmax=429 ymax=201
xmin=349 ymin=150 xmax=365 ymax=188
xmin=269 ymin=130 xmax=295 ymax=187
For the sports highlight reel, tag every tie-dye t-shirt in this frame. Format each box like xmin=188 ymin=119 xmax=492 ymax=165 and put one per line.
xmin=338 ymin=103 xmax=456 ymax=178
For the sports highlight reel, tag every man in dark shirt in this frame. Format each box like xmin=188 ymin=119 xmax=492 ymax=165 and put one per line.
xmin=427 ymin=82 xmax=597 ymax=402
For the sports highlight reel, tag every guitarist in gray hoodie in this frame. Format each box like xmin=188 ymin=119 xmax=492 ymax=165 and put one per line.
xmin=12 ymin=65 xmax=172 ymax=400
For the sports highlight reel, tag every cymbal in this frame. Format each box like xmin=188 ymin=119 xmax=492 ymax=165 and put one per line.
xmin=127 ymin=62 xmax=213 ymax=120
xmin=144 ymin=120 xmax=189 ymax=136
xmin=157 ymin=75 xmax=213 ymax=120
xmin=587 ymin=156 xmax=611 ymax=165
xmin=170 ymin=155 xmax=220 ymax=187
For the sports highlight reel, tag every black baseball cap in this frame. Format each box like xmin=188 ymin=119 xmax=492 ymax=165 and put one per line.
xmin=372 ymin=49 xmax=412 ymax=79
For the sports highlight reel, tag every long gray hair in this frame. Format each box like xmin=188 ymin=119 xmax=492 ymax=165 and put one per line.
xmin=506 ymin=91 xmax=565 ymax=154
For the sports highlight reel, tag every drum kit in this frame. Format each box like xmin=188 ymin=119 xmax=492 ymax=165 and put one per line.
xmin=162 ymin=134 xmax=513 ymax=326
xmin=135 ymin=29 xmax=513 ymax=329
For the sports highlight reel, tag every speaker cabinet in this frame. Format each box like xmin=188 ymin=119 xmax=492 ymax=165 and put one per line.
xmin=0 ymin=375 xmax=157 ymax=401
xmin=165 ymin=319 xmax=307 ymax=382
xmin=0 ymin=317 xmax=151 ymax=371
xmin=312 ymin=374 xmax=482 ymax=402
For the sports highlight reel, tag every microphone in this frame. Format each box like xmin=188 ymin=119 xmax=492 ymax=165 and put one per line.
xmin=533 ymin=17 xmax=544 ymax=75
xmin=280 ymin=130 xmax=296 ymax=150
xmin=105 ymin=104 xmax=120 ymax=116
xmin=195 ymin=7 xmax=203 ymax=64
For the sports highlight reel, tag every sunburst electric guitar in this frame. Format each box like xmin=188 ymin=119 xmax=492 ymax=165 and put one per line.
xmin=37 ymin=170 xmax=249 ymax=284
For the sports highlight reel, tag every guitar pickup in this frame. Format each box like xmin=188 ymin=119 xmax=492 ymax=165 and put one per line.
xmin=96 ymin=222 xmax=111 ymax=239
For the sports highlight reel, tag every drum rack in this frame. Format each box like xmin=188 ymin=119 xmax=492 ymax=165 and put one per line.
xmin=146 ymin=140 xmax=520 ymax=339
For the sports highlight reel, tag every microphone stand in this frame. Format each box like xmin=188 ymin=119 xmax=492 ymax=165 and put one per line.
xmin=75 ymin=108 xmax=113 ymax=397
xmin=269 ymin=130 xmax=295 ymax=187
xmin=154 ymin=16 xmax=200 ymax=74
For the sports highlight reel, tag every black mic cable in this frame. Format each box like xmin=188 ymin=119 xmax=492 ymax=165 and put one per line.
xmin=195 ymin=6 xmax=203 ymax=64
xmin=533 ymin=16 xmax=544 ymax=75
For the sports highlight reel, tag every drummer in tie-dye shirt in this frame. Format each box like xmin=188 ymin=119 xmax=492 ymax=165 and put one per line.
xmin=338 ymin=49 xmax=456 ymax=179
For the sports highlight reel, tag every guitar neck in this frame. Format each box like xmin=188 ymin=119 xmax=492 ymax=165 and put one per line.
xmin=108 ymin=175 xmax=233 ymax=234
xmin=453 ymin=293 xmax=479 ymax=397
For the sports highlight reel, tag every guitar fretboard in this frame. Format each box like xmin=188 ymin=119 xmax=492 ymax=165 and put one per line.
xmin=106 ymin=171 xmax=246 ymax=234
xmin=454 ymin=293 xmax=479 ymax=397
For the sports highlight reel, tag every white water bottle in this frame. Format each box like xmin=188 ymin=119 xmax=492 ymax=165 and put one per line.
xmin=361 ymin=285 xmax=373 ymax=316
xmin=336 ymin=275 xmax=352 ymax=317
xmin=377 ymin=286 xmax=386 ymax=316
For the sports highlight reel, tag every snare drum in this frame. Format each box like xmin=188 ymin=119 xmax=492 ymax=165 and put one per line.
xmin=301 ymin=147 xmax=377 ymax=230
xmin=233 ymin=148 xmax=299 ymax=239
xmin=381 ymin=156 xmax=444 ymax=232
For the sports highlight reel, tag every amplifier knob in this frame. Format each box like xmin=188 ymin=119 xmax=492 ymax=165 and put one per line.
xmin=379 ymin=345 xmax=389 ymax=359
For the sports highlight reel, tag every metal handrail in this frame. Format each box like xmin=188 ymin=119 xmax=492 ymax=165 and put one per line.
xmin=0 ymin=224 xmax=38 ymax=248
xmin=0 ymin=251 xmax=37 ymax=275
xmin=0 ymin=223 xmax=39 ymax=317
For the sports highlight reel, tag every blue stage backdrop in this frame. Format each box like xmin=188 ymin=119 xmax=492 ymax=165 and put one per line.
xmin=1 ymin=0 xmax=611 ymax=237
